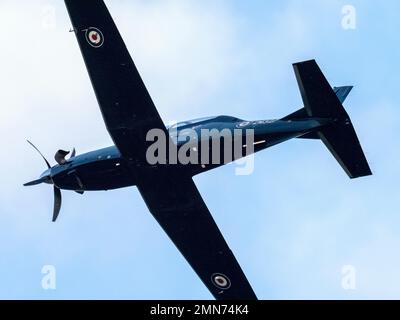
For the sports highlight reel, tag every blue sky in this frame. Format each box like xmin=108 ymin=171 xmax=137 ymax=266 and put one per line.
xmin=0 ymin=0 xmax=399 ymax=299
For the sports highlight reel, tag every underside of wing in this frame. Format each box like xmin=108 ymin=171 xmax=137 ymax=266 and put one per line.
xmin=65 ymin=0 xmax=167 ymax=163
xmin=65 ymin=0 xmax=257 ymax=300
xmin=135 ymin=168 xmax=257 ymax=300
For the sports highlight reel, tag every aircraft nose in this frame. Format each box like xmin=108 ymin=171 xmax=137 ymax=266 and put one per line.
xmin=39 ymin=169 xmax=53 ymax=184
xmin=40 ymin=168 xmax=51 ymax=178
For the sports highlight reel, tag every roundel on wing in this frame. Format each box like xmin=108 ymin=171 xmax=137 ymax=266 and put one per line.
xmin=85 ymin=27 xmax=104 ymax=48
xmin=211 ymin=273 xmax=231 ymax=290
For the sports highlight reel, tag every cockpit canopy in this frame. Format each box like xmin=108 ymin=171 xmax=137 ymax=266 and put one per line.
xmin=167 ymin=116 xmax=241 ymax=130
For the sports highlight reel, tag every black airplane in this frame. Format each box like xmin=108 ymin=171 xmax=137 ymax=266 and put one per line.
xmin=24 ymin=0 xmax=372 ymax=300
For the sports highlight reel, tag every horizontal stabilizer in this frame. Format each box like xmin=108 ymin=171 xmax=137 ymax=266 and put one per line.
xmin=334 ymin=86 xmax=353 ymax=104
xmin=283 ymin=86 xmax=353 ymax=122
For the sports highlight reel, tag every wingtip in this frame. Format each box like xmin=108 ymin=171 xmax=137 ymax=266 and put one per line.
xmin=293 ymin=59 xmax=317 ymax=67
xmin=349 ymin=168 xmax=373 ymax=179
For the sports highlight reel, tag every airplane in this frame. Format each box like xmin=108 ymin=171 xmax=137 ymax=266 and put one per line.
xmin=24 ymin=0 xmax=372 ymax=300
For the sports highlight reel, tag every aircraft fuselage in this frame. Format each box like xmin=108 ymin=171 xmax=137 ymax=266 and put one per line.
xmin=48 ymin=115 xmax=328 ymax=192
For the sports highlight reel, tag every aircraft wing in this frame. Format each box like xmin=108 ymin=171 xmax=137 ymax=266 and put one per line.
xmin=136 ymin=169 xmax=257 ymax=300
xmin=65 ymin=0 xmax=167 ymax=163
xmin=65 ymin=0 xmax=256 ymax=300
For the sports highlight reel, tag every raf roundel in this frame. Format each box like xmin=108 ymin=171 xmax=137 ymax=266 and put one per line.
xmin=85 ymin=27 xmax=104 ymax=48
xmin=211 ymin=273 xmax=231 ymax=290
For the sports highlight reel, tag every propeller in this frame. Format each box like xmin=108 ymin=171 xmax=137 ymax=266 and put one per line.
xmin=23 ymin=176 xmax=50 ymax=186
xmin=55 ymin=150 xmax=70 ymax=165
xmin=55 ymin=148 xmax=76 ymax=165
xmin=24 ymin=140 xmax=74 ymax=222
xmin=27 ymin=140 xmax=50 ymax=169
xmin=53 ymin=187 xmax=62 ymax=222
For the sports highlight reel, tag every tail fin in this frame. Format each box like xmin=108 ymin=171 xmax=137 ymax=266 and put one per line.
xmin=292 ymin=60 xmax=372 ymax=179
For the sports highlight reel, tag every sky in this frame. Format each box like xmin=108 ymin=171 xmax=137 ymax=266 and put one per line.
xmin=0 ymin=0 xmax=399 ymax=299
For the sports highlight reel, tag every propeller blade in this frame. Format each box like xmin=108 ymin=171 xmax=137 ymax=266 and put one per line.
xmin=53 ymin=187 xmax=62 ymax=222
xmin=70 ymin=148 xmax=76 ymax=158
xmin=27 ymin=140 xmax=51 ymax=169
xmin=23 ymin=176 xmax=49 ymax=187
xmin=55 ymin=150 xmax=70 ymax=165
